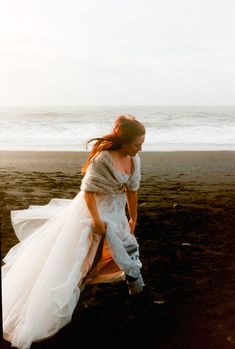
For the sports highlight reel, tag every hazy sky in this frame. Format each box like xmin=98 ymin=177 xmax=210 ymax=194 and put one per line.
xmin=1 ymin=0 xmax=235 ymax=106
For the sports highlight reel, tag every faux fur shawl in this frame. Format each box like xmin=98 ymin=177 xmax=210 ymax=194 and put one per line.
xmin=80 ymin=150 xmax=141 ymax=193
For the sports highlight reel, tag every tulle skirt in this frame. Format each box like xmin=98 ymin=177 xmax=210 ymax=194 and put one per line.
xmin=2 ymin=191 xmax=141 ymax=349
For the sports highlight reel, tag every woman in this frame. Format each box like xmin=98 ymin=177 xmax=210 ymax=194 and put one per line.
xmin=2 ymin=115 xmax=146 ymax=349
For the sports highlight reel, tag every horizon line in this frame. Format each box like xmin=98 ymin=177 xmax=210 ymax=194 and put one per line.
xmin=0 ymin=104 xmax=235 ymax=108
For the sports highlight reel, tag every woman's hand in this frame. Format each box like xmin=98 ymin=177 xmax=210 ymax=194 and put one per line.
xmin=92 ymin=219 xmax=106 ymax=236
xmin=129 ymin=218 xmax=137 ymax=234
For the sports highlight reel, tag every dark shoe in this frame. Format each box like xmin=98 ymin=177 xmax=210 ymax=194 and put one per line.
xmin=129 ymin=287 xmax=166 ymax=309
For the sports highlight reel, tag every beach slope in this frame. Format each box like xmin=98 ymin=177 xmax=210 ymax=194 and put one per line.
xmin=1 ymin=151 xmax=235 ymax=349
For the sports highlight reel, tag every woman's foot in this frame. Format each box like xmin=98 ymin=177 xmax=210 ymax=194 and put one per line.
xmin=126 ymin=274 xmax=145 ymax=295
xmin=129 ymin=287 xmax=166 ymax=309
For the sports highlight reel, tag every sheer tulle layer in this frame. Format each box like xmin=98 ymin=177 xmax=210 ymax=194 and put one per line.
xmin=2 ymin=191 xmax=141 ymax=349
xmin=3 ymin=193 xmax=99 ymax=348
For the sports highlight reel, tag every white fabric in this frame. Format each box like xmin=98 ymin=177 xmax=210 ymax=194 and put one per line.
xmin=2 ymin=153 xmax=142 ymax=349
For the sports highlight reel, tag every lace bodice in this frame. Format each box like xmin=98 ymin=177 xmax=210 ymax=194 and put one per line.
xmin=94 ymin=171 xmax=130 ymax=220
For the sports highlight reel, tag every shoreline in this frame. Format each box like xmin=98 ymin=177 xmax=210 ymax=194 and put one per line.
xmin=0 ymin=148 xmax=235 ymax=153
xmin=0 ymin=149 xmax=234 ymax=160
xmin=1 ymin=150 xmax=234 ymax=179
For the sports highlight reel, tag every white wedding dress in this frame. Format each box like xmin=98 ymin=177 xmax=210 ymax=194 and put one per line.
xmin=2 ymin=172 xmax=142 ymax=349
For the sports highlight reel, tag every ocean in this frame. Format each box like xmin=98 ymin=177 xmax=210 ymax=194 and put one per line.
xmin=0 ymin=105 xmax=234 ymax=151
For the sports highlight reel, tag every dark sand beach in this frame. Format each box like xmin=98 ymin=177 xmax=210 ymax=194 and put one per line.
xmin=1 ymin=151 xmax=235 ymax=349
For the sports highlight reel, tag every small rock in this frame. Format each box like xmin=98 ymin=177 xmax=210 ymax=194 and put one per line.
xmin=173 ymin=203 xmax=178 ymax=208
xmin=154 ymin=300 xmax=166 ymax=305
xmin=227 ymin=336 xmax=235 ymax=344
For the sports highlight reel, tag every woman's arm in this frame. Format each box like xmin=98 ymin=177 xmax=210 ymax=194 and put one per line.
xmin=83 ymin=191 xmax=106 ymax=236
xmin=126 ymin=190 xmax=138 ymax=234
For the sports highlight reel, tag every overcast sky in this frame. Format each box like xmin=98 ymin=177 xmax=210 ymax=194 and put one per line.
xmin=0 ymin=0 xmax=235 ymax=106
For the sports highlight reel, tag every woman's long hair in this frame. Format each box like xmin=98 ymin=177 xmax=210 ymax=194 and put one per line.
xmin=81 ymin=115 xmax=145 ymax=174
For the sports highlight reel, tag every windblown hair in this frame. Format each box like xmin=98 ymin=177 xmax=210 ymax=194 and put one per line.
xmin=81 ymin=115 xmax=145 ymax=174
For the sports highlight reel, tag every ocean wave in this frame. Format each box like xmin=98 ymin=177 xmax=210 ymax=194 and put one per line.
xmin=0 ymin=106 xmax=234 ymax=151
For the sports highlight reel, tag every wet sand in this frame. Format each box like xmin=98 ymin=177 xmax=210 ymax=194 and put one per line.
xmin=1 ymin=151 xmax=235 ymax=349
